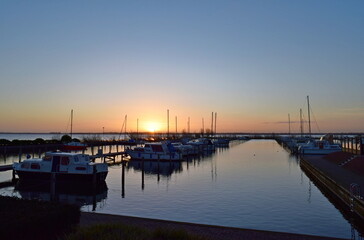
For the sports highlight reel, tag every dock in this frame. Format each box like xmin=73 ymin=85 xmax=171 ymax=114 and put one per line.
xmin=300 ymin=153 xmax=364 ymax=219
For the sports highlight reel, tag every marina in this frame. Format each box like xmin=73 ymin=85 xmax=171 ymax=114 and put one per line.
xmin=1 ymin=134 xmax=364 ymax=239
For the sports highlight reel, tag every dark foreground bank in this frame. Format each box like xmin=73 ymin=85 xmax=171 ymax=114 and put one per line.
xmin=80 ymin=212 xmax=347 ymax=240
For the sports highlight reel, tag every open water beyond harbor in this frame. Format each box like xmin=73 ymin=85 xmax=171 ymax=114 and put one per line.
xmin=0 ymin=137 xmax=362 ymax=239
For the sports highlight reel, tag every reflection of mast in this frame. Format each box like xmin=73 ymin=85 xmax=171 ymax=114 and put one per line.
xmin=121 ymin=161 xmax=125 ymax=198
xmin=141 ymin=161 xmax=145 ymax=190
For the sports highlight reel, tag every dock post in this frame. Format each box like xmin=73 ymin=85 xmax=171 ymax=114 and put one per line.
xmin=50 ymin=172 xmax=56 ymax=200
xmin=92 ymin=165 xmax=97 ymax=186
xmin=18 ymin=147 xmax=22 ymax=162
xmin=12 ymin=169 xmax=16 ymax=182
xmin=121 ymin=161 xmax=125 ymax=198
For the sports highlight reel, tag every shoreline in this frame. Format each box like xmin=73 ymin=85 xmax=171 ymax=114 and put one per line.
xmin=80 ymin=212 xmax=347 ymax=240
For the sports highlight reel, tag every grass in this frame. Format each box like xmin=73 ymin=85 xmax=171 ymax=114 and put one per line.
xmin=0 ymin=196 xmax=80 ymax=240
xmin=0 ymin=196 xmax=208 ymax=240
xmin=64 ymin=223 xmax=208 ymax=240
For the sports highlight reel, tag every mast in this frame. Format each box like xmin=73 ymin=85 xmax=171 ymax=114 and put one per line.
xmin=307 ymin=95 xmax=311 ymax=137
xmin=288 ymin=114 xmax=291 ymax=135
xmin=300 ymin=109 xmax=303 ymax=137
xmin=175 ymin=116 xmax=177 ymax=134
xmin=137 ymin=118 xmax=139 ymax=138
xmin=70 ymin=109 xmax=73 ymax=138
xmin=167 ymin=109 xmax=169 ymax=138
xmin=211 ymin=112 xmax=214 ymax=136
xmin=202 ymin=117 xmax=204 ymax=135
xmin=214 ymin=112 xmax=217 ymax=136
xmin=188 ymin=117 xmax=190 ymax=134
xmin=125 ymin=115 xmax=127 ymax=137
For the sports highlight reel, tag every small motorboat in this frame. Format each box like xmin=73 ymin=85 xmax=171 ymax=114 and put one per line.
xmin=126 ymin=142 xmax=183 ymax=161
xmin=13 ymin=151 xmax=108 ymax=183
xmin=298 ymin=140 xmax=342 ymax=155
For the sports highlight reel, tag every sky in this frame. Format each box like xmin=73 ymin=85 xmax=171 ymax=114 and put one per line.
xmin=1 ymin=0 xmax=363 ymax=133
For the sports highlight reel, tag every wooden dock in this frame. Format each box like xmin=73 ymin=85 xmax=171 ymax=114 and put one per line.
xmin=0 ymin=164 xmax=13 ymax=172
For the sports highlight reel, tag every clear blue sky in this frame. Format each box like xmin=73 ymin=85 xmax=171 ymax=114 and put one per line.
xmin=1 ymin=0 xmax=363 ymax=133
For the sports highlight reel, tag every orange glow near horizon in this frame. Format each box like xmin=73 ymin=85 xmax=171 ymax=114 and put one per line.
xmin=143 ymin=121 xmax=163 ymax=133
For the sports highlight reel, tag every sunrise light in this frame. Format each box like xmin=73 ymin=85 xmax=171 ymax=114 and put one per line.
xmin=144 ymin=121 xmax=162 ymax=133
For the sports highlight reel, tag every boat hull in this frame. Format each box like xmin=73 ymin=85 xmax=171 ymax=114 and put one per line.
xmin=299 ymin=149 xmax=342 ymax=155
xmin=127 ymin=151 xmax=183 ymax=161
xmin=15 ymin=170 xmax=108 ymax=183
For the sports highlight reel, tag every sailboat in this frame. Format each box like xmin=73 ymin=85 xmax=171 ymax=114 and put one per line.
xmin=298 ymin=96 xmax=342 ymax=155
xmin=63 ymin=110 xmax=87 ymax=151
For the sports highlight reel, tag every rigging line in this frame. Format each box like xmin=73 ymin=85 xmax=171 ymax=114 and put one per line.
xmin=118 ymin=116 xmax=126 ymax=140
xmin=65 ymin=113 xmax=71 ymax=134
xmin=310 ymin=106 xmax=321 ymax=133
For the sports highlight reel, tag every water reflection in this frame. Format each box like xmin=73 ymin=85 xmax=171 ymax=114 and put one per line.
xmin=127 ymin=160 xmax=183 ymax=177
xmin=14 ymin=180 xmax=108 ymax=211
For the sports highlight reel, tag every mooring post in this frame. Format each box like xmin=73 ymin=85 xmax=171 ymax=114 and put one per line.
xmin=12 ymin=169 xmax=16 ymax=182
xmin=50 ymin=172 xmax=56 ymax=200
xmin=92 ymin=165 xmax=97 ymax=186
xmin=121 ymin=161 xmax=125 ymax=198
xmin=18 ymin=147 xmax=22 ymax=162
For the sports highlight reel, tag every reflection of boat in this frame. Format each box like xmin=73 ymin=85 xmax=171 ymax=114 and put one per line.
xmin=127 ymin=160 xmax=182 ymax=176
xmin=15 ymin=180 xmax=108 ymax=207
xmin=13 ymin=151 xmax=108 ymax=183
xmin=126 ymin=142 xmax=183 ymax=161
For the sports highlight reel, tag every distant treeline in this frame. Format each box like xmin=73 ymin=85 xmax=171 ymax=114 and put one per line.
xmin=0 ymin=135 xmax=80 ymax=146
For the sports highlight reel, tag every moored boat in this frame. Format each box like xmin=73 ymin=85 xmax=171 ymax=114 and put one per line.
xmin=298 ymin=140 xmax=342 ymax=155
xmin=126 ymin=142 xmax=183 ymax=161
xmin=62 ymin=141 xmax=87 ymax=151
xmin=13 ymin=151 xmax=108 ymax=183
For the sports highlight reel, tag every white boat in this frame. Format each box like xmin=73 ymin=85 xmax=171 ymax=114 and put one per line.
xmin=13 ymin=151 xmax=108 ymax=183
xmin=187 ymin=138 xmax=213 ymax=146
xmin=298 ymin=140 xmax=342 ymax=155
xmin=126 ymin=142 xmax=183 ymax=161
xmin=171 ymin=142 xmax=198 ymax=156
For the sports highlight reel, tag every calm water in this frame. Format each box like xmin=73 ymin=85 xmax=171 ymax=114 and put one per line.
xmin=0 ymin=137 xmax=361 ymax=239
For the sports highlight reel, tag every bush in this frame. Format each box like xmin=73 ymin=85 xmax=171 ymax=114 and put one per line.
xmin=61 ymin=135 xmax=72 ymax=143
xmin=0 ymin=139 xmax=11 ymax=145
xmin=0 ymin=196 xmax=80 ymax=240
xmin=34 ymin=138 xmax=45 ymax=144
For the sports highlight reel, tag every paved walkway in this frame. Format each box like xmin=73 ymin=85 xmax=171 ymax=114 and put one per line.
xmin=302 ymin=152 xmax=364 ymax=198
xmin=80 ymin=212 xmax=347 ymax=240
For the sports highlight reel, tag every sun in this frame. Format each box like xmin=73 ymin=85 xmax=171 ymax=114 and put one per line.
xmin=144 ymin=121 xmax=162 ymax=133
